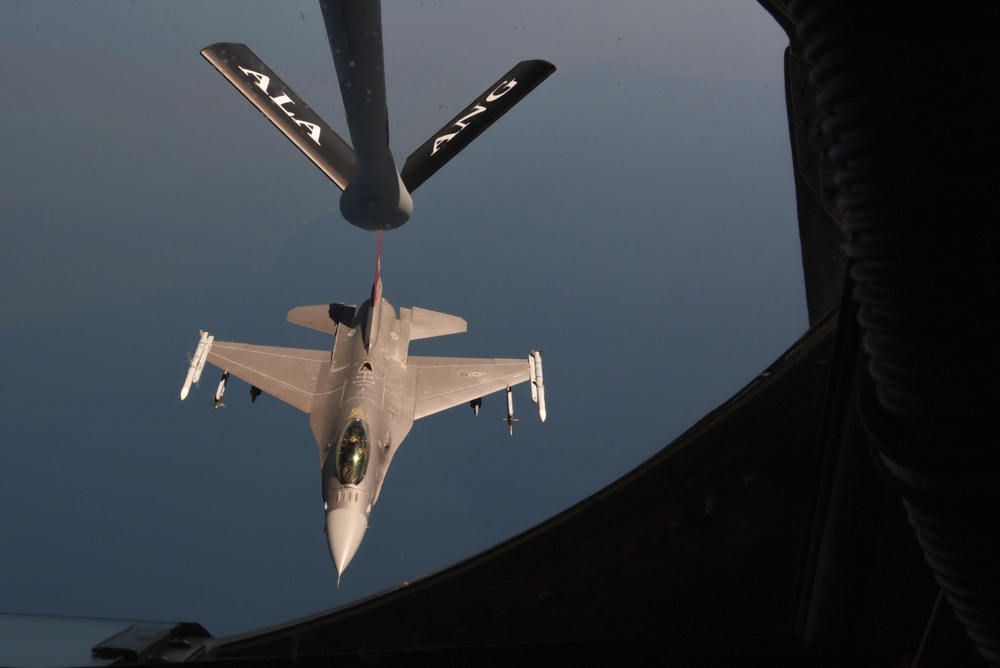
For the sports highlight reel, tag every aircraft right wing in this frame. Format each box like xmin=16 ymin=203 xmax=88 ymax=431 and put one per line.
xmin=409 ymin=357 xmax=531 ymax=420
xmin=206 ymin=341 xmax=330 ymax=414
xmin=201 ymin=42 xmax=356 ymax=190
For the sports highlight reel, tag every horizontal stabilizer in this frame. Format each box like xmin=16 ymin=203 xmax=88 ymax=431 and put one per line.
xmin=400 ymin=59 xmax=556 ymax=193
xmin=287 ymin=303 xmax=357 ymax=335
xmin=407 ymin=307 xmax=468 ymax=341
xmin=201 ymin=42 xmax=356 ymax=189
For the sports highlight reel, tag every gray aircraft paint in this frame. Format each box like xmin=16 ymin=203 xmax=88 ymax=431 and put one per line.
xmin=186 ymin=287 xmax=543 ymax=580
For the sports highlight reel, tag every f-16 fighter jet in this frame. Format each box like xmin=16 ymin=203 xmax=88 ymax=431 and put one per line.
xmin=201 ymin=0 xmax=555 ymax=231
xmin=180 ymin=241 xmax=546 ymax=582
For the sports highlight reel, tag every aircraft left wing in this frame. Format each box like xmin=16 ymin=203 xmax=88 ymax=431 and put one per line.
xmin=409 ymin=357 xmax=531 ymax=420
xmin=206 ymin=341 xmax=330 ymax=414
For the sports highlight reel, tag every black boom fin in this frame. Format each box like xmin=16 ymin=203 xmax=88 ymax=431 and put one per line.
xmin=400 ymin=59 xmax=556 ymax=193
xmin=201 ymin=42 xmax=356 ymax=190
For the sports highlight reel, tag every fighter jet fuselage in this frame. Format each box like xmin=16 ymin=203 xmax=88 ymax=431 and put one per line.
xmin=308 ymin=297 xmax=411 ymax=574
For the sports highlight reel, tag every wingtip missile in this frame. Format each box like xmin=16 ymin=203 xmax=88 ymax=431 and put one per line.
xmin=180 ymin=331 xmax=214 ymax=400
xmin=528 ymin=354 xmax=538 ymax=403
xmin=532 ymin=351 xmax=546 ymax=422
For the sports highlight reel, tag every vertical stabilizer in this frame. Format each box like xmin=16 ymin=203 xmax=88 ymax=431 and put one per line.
xmin=364 ymin=232 xmax=384 ymax=351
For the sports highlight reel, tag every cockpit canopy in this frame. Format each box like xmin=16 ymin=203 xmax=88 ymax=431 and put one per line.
xmin=336 ymin=418 xmax=370 ymax=485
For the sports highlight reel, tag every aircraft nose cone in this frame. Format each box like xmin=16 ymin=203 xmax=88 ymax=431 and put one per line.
xmin=326 ymin=508 xmax=368 ymax=581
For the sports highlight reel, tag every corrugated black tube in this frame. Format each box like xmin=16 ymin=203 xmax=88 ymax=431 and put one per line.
xmin=791 ymin=1 xmax=1000 ymax=663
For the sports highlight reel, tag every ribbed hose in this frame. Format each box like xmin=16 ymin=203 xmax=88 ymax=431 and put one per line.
xmin=790 ymin=2 xmax=1000 ymax=663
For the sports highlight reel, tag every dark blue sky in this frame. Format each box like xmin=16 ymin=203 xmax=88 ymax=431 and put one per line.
xmin=0 ymin=1 xmax=803 ymax=636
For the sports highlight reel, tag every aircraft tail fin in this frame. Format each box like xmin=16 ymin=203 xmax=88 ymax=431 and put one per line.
xmin=201 ymin=42 xmax=356 ymax=190
xmin=400 ymin=59 xmax=556 ymax=193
